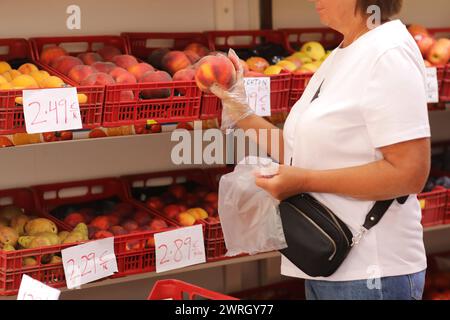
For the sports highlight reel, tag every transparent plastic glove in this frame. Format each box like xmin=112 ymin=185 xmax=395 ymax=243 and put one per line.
xmin=210 ymin=49 xmax=255 ymax=130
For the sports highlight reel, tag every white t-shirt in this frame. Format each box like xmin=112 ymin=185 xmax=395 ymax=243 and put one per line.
xmin=282 ymin=20 xmax=430 ymax=281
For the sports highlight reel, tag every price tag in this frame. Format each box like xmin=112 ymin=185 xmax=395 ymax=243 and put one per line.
xmin=61 ymin=237 xmax=118 ymax=289
xmin=17 ymin=275 xmax=61 ymax=300
xmin=23 ymin=87 xmax=82 ymax=134
xmin=425 ymin=67 xmax=439 ymax=103
xmin=155 ymin=225 xmax=206 ymax=273
xmin=244 ymin=77 xmax=271 ymax=117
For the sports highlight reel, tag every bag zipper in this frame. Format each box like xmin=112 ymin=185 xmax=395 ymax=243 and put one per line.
xmin=306 ymin=195 xmax=351 ymax=247
xmin=285 ymin=202 xmax=337 ymax=261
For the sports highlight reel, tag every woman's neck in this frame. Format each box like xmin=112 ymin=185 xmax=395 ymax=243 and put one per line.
xmin=340 ymin=20 xmax=370 ymax=48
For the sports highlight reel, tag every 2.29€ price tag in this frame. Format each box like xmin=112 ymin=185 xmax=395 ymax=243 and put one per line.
xmin=155 ymin=224 xmax=206 ymax=273
xmin=23 ymin=87 xmax=82 ymax=134
xmin=425 ymin=67 xmax=439 ymax=103
xmin=17 ymin=275 xmax=61 ymax=300
xmin=244 ymin=77 xmax=271 ymax=117
xmin=61 ymin=237 xmax=118 ymax=289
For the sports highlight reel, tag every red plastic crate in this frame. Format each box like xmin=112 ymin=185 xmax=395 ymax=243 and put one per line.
xmin=122 ymin=32 xmax=208 ymax=60
xmin=441 ymin=66 xmax=450 ymax=102
xmin=206 ymin=30 xmax=285 ymax=52
xmin=122 ymin=169 xmax=224 ymax=242
xmin=206 ymin=239 xmax=226 ymax=261
xmin=289 ymin=72 xmax=314 ymax=109
xmin=32 ymin=178 xmax=178 ymax=278
xmin=148 ymin=279 xmax=238 ymax=300
xmin=446 ymin=189 xmax=450 ymax=224
xmin=280 ymin=28 xmax=343 ymax=53
xmin=418 ymin=189 xmax=447 ymax=227
xmin=207 ymin=166 xmax=234 ymax=190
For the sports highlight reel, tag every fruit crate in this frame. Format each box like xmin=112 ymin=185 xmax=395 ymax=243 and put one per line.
xmin=205 ymin=239 xmax=227 ymax=262
xmin=289 ymin=72 xmax=314 ymax=109
xmin=148 ymin=279 xmax=238 ymax=300
xmin=206 ymin=30 xmax=291 ymax=115
xmin=446 ymin=189 xmax=450 ymax=224
xmin=0 ymin=187 xmax=75 ymax=295
xmin=426 ymin=28 xmax=450 ymax=103
xmin=32 ymin=178 xmax=178 ymax=278
xmin=122 ymin=169 xmax=226 ymax=259
xmin=417 ymin=189 xmax=447 ymax=227
xmin=279 ymin=28 xmax=343 ymax=53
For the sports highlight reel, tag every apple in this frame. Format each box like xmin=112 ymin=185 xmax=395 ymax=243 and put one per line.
xmin=427 ymin=39 xmax=450 ymax=66
xmin=416 ymin=35 xmax=435 ymax=57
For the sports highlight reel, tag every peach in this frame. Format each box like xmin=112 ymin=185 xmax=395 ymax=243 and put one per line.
xmin=64 ymin=212 xmax=86 ymax=228
xmin=81 ymin=72 xmax=115 ymax=86
xmin=0 ymin=61 xmax=12 ymax=74
xmin=173 ymin=68 xmax=196 ymax=82
xmin=0 ymin=83 xmax=13 ymax=90
xmin=18 ymin=63 xmax=39 ymax=75
xmin=107 ymin=215 xmax=121 ymax=226
xmin=127 ymin=63 xmax=154 ymax=81
xmin=195 ymin=55 xmax=237 ymax=93
xmin=177 ymin=212 xmax=196 ymax=226
xmin=109 ymin=67 xmax=129 ymax=80
xmin=147 ymin=48 xmax=170 ymax=70
xmin=1 ymin=71 xmax=12 ymax=82
xmin=140 ymin=71 xmax=172 ymax=99
xmin=109 ymin=225 xmax=128 ymax=236
xmin=7 ymin=70 xmax=22 ymax=80
xmin=40 ymin=46 xmax=68 ymax=65
xmin=30 ymin=70 xmax=50 ymax=87
xmin=40 ymin=76 xmax=65 ymax=88
xmin=246 ymin=57 xmax=270 ymax=73
xmin=184 ymin=50 xmax=201 ymax=64
xmin=163 ymin=204 xmax=181 ymax=220
xmin=116 ymin=72 xmax=137 ymax=84
xmin=0 ymin=74 xmax=8 ymax=85
xmin=97 ymin=45 xmax=122 ymax=62
xmin=148 ymin=218 xmax=168 ymax=231
xmin=78 ymin=52 xmax=103 ymax=65
xmin=92 ymin=62 xmax=116 ymax=74
xmin=146 ymin=197 xmax=164 ymax=211
xmin=162 ymin=51 xmax=192 ymax=75
xmin=89 ymin=216 xmax=111 ymax=231
xmin=93 ymin=230 xmax=114 ymax=239
xmin=133 ymin=210 xmax=152 ymax=226
xmin=51 ymin=56 xmax=83 ymax=75
xmin=184 ymin=43 xmax=210 ymax=57
xmin=68 ymin=65 xmax=95 ymax=84
xmin=11 ymin=75 xmax=39 ymax=89
xmin=112 ymin=54 xmax=139 ymax=70
xmin=122 ymin=219 xmax=139 ymax=232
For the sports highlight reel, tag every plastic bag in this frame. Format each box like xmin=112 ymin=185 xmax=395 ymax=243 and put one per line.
xmin=218 ymin=157 xmax=287 ymax=256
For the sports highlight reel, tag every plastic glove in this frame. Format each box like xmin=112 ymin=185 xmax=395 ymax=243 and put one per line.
xmin=210 ymin=49 xmax=255 ymax=130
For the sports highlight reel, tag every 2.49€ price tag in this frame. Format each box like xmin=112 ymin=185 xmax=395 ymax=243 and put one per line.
xmin=155 ymin=225 xmax=206 ymax=273
xmin=61 ymin=237 xmax=118 ymax=289
xmin=23 ymin=87 xmax=83 ymax=134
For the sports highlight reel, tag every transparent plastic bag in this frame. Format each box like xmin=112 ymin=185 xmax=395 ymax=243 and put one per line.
xmin=218 ymin=157 xmax=287 ymax=256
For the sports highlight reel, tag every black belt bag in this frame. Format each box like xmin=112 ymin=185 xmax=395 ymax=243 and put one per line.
xmin=279 ymin=193 xmax=408 ymax=277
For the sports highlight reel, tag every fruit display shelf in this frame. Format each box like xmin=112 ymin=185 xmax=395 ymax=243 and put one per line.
xmin=31 ymin=35 xmax=202 ymax=127
xmin=121 ymin=169 xmax=226 ymax=260
xmin=279 ymin=27 xmax=343 ymax=53
xmin=0 ymin=38 xmax=103 ymax=135
xmin=32 ymin=178 xmax=179 ymax=280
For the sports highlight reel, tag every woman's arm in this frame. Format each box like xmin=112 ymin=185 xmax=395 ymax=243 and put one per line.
xmin=256 ymin=138 xmax=431 ymax=201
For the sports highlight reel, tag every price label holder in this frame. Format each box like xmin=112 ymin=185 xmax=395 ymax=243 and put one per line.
xmin=61 ymin=237 xmax=118 ymax=289
xmin=425 ymin=67 xmax=439 ymax=103
xmin=23 ymin=87 xmax=83 ymax=134
xmin=17 ymin=275 xmax=61 ymax=300
xmin=155 ymin=224 xmax=206 ymax=273
xmin=244 ymin=77 xmax=271 ymax=117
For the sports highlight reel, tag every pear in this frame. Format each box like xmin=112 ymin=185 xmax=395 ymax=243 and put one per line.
xmin=58 ymin=231 xmax=70 ymax=243
xmin=62 ymin=231 xmax=86 ymax=244
xmin=25 ymin=218 xmax=58 ymax=235
xmin=28 ymin=236 xmax=52 ymax=249
xmin=0 ymin=226 xmax=19 ymax=247
xmin=34 ymin=232 xmax=61 ymax=246
xmin=73 ymin=223 xmax=88 ymax=240
xmin=23 ymin=257 xmax=38 ymax=267
xmin=18 ymin=236 xmax=35 ymax=249
xmin=2 ymin=244 xmax=16 ymax=251
xmin=50 ymin=256 xmax=62 ymax=264
xmin=10 ymin=214 xmax=30 ymax=236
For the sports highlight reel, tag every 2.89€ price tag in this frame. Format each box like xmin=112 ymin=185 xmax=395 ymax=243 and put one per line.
xmin=23 ymin=87 xmax=83 ymax=134
xmin=17 ymin=275 xmax=61 ymax=300
xmin=244 ymin=77 xmax=271 ymax=117
xmin=61 ymin=237 xmax=118 ymax=289
xmin=155 ymin=224 xmax=206 ymax=273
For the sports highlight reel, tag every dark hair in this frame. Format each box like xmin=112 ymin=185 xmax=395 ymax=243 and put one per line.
xmin=355 ymin=0 xmax=403 ymax=20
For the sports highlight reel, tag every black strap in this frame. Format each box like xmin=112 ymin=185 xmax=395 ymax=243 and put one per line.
xmin=363 ymin=196 xmax=409 ymax=230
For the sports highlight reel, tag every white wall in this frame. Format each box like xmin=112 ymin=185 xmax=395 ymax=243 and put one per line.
xmin=273 ymin=0 xmax=450 ymax=28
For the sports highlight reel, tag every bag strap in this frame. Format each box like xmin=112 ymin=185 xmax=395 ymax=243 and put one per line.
xmin=363 ymin=196 xmax=409 ymax=230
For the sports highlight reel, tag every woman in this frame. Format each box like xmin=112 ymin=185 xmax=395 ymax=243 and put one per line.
xmin=211 ymin=0 xmax=430 ymax=300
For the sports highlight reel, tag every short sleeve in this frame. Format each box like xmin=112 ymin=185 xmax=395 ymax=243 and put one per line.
xmin=359 ymin=46 xmax=431 ymax=149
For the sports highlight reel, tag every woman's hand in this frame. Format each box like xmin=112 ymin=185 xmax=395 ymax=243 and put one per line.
xmin=255 ymin=165 xmax=310 ymax=201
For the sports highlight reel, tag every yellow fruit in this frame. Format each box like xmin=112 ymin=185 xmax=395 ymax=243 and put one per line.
xmin=0 ymin=61 xmax=12 ymax=74
xmin=62 ymin=231 xmax=86 ymax=244
xmin=0 ymin=75 xmax=7 ymax=85
xmin=320 ymin=51 xmax=332 ymax=62
xmin=18 ymin=236 xmax=35 ymax=249
xmin=28 ymin=236 xmax=53 ymax=249
xmin=2 ymin=244 xmax=15 ymax=251
xmin=277 ymin=60 xmax=297 ymax=72
xmin=40 ymin=76 xmax=65 ymax=88
xmin=77 ymin=93 xmax=88 ymax=104
xmin=18 ymin=63 xmax=39 ymax=75
xmin=11 ymin=74 xmax=39 ymax=89
xmin=0 ymin=83 xmax=13 ymax=90
xmin=1 ymin=72 xmax=12 ymax=82
xmin=264 ymin=65 xmax=283 ymax=75
xmin=50 ymin=256 xmax=62 ymax=264
xmin=301 ymin=41 xmax=326 ymax=61
xmin=0 ymin=205 xmax=23 ymax=222
xmin=8 ymin=70 xmax=22 ymax=80
xmin=298 ymin=63 xmax=319 ymax=73
xmin=186 ymin=208 xmax=208 ymax=220
xmin=58 ymin=231 xmax=70 ymax=243
xmin=30 ymin=70 xmax=50 ymax=87
xmin=12 ymin=133 xmax=41 ymax=146
xmin=24 ymin=218 xmax=58 ymax=236
xmin=0 ymin=226 xmax=19 ymax=247
xmin=292 ymin=52 xmax=313 ymax=64
xmin=10 ymin=214 xmax=30 ymax=236
xmin=73 ymin=223 xmax=88 ymax=240
xmin=34 ymin=232 xmax=61 ymax=246
xmin=23 ymin=257 xmax=38 ymax=267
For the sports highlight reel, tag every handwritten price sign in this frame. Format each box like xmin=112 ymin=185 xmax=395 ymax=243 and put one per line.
xmin=23 ymin=87 xmax=82 ymax=134
xmin=17 ymin=275 xmax=61 ymax=300
xmin=425 ymin=67 xmax=439 ymax=103
xmin=244 ymin=77 xmax=271 ymax=117
xmin=61 ymin=237 xmax=118 ymax=289
xmin=155 ymin=225 xmax=206 ymax=273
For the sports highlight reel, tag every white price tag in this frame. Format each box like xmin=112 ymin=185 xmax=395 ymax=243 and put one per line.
xmin=17 ymin=275 xmax=61 ymax=300
xmin=61 ymin=237 xmax=118 ymax=289
xmin=425 ymin=67 xmax=439 ymax=103
xmin=23 ymin=87 xmax=82 ymax=134
xmin=244 ymin=77 xmax=271 ymax=117
xmin=155 ymin=225 xmax=206 ymax=273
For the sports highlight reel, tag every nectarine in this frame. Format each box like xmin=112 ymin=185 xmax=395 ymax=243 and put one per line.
xmin=40 ymin=46 xmax=68 ymax=65
xmin=81 ymin=72 xmax=115 ymax=86
xmin=68 ymin=65 xmax=95 ymax=84
xmin=113 ymin=54 xmax=139 ymax=70
xmin=140 ymin=71 xmax=172 ymax=99
xmin=78 ymin=52 xmax=103 ymax=65
xmin=18 ymin=63 xmax=39 ymax=75
xmin=92 ymin=62 xmax=116 ymax=74
xmin=90 ymin=216 xmax=111 ymax=231
xmin=128 ymin=63 xmax=154 ymax=81
xmin=195 ymin=55 xmax=237 ymax=93
xmin=177 ymin=212 xmax=196 ymax=226
xmin=185 ymin=43 xmax=210 ymax=57
xmin=97 ymin=46 xmax=122 ymax=62
xmin=162 ymin=51 xmax=192 ymax=75
xmin=246 ymin=57 xmax=270 ymax=73
xmin=51 ymin=56 xmax=83 ymax=75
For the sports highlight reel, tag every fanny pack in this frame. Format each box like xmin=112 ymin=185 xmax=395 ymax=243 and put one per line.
xmin=279 ymin=193 xmax=408 ymax=277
